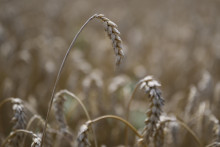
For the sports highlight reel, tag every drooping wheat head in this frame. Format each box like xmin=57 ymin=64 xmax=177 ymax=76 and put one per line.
xmin=95 ymin=14 xmax=124 ymax=65
xmin=41 ymin=13 xmax=124 ymax=147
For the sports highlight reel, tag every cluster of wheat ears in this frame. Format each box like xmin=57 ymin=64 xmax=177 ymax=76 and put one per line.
xmin=0 ymin=14 xmax=219 ymax=147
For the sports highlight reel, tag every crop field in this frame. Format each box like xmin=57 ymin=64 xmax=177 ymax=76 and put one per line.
xmin=0 ymin=0 xmax=220 ymax=147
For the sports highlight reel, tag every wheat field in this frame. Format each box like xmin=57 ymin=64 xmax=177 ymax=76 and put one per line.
xmin=0 ymin=0 xmax=220 ymax=147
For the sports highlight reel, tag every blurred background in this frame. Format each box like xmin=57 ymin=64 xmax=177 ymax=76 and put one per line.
xmin=0 ymin=0 xmax=220 ymax=146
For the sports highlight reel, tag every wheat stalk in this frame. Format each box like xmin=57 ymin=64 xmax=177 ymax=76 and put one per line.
xmin=2 ymin=129 xmax=40 ymax=147
xmin=23 ymin=115 xmax=53 ymax=147
xmin=41 ymin=14 xmax=124 ymax=147
xmin=84 ymin=115 xmax=142 ymax=146
xmin=54 ymin=90 xmax=98 ymax=146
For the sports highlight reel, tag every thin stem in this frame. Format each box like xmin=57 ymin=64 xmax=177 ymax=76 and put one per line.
xmin=62 ymin=90 xmax=91 ymax=120
xmin=2 ymin=129 xmax=35 ymax=147
xmin=23 ymin=115 xmax=46 ymax=146
xmin=26 ymin=115 xmax=46 ymax=130
xmin=41 ymin=14 xmax=98 ymax=147
xmin=0 ymin=98 xmax=14 ymax=110
xmin=176 ymin=119 xmax=203 ymax=147
xmin=89 ymin=115 xmax=142 ymax=138
xmin=125 ymin=82 xmax=142 ymax=145
xmin=126 ymin=82 xmax=142 ymax=120
xmin=60 ymin=90 xmax=97 ymax=147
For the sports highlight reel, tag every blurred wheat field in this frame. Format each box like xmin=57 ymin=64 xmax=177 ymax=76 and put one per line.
xmin=0 ymin=0 xmax=220 ymax=146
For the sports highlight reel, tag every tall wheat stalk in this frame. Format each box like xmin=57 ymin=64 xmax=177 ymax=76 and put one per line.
xmin=41 ymin=14 xmax=124 ymax=147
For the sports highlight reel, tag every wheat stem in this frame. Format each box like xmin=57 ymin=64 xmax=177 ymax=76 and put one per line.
xmin=0 ymin=97 xmax=15 ymax=110
xmin=40 ymin=14 xmax=98 ymax=147
xmin=88 ymin=115 xmax=142 ymax=138
xmin=2 ymin=129 xmax=36 ymax=147
xmin=59 ymin=90 xmax=98 ymax=146
xmin=125 ymin=82 xmax=142 ymax=145
xmin=60 ymin=90 xmax=91 ymax=120
xmin=176 ymin=119 xmax=203 ymax=147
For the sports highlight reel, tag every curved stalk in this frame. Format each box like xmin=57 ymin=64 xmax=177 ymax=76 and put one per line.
xmin=41 ymin=14 xmax=98 ymax=147
xmin=60 ymin=90 xmax=98 ymax=147
xmin=176 ymin=119 xmax=203 ymax=147
xmin=125 ymin=82 xmax=142 ymax=144
xmin=22 ymin=115 xmax=46 ymax=146
xmin=62 ymin=90 xmax=91 ymax=120
xmin=2 ymin=129 xmax=35 ymax=147
xmin=0 ymin=98 xmax=14 ymax=110
xmin=88 ymin=115 xmax=142 ymax=138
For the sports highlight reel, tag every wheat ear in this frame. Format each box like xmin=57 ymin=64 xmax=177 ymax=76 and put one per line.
xmin=95 ymin=14 xmax=124 ymax=65
xmin=138 ymin=76 xmax=164 ymax=144
xmin=41 ymin=14 xmax=124 ymax=147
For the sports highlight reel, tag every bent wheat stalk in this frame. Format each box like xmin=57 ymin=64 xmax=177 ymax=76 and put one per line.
xmin=0 ymin=97 xmax=15 ymax=109
xmin=87 ymin=115 xmax=142 ymax=138
xmin=2 ymin=129 xmax=40 ymax=147
xmin=53 ymin=89 xmax=98 ymax=145
xmin=23 ymin=115 xmax=47 ymax=147
xmin=176 ymin=119 xmax=202 ymax=147
xmin=41 ymin=14 xmax=124 ymax=147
